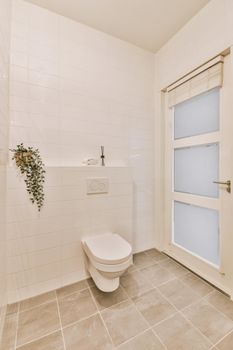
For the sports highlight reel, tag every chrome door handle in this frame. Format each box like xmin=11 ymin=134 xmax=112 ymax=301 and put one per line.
xmin=213 ymin=180 xmax=231 ymax=193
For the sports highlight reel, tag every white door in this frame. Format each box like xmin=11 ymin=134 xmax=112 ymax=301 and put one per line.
xmin=164 ymin=54 xmax=233 ymax=297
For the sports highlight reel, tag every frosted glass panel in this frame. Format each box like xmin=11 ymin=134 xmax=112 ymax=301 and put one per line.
xmin=174 ymin=201 xmax=219 ymax=265
xmin=174 ymin=88 xmax=219 ymax=139
xmin=174 ymin=143 xmax=219 ymax=198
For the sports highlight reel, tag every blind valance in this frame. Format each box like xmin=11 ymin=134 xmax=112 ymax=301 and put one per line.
xmin=167 ymin=55 xmax=224 ymax=107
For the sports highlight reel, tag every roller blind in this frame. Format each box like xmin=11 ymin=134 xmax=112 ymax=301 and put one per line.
xmin=167 ymin=55 xmax=224 ymax=107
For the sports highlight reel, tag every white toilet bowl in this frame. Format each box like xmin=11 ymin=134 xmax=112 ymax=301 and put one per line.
xmin=82 ymin=233 xmax=132 ymax=292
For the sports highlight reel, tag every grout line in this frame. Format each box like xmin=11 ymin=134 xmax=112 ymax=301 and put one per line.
xmin=137 ymin=254 xmax=190 ymax=276
xmin=151 ymin=250 xmax=227 ymax=297
xmin=90 ymin=292 xmax=134 ymax=312
xmin=180 ymin=295 xmax=210 ymax=313
xmin=135 ymin=256 xmax=218 ymax=340
xmin=180 ymin=280 xmax=215 ymax=299
xmin=204 ymin=287 xmax=232 ymax=303
xmin=213 ymin=327 xmax=233 ymax=349
xmin=56 ymin=287 xmax=89 ymax=301
xmin=151 ymin=276 xmax=178 ymax=288
xmin=18 ymin=297 xmax=57 ymax=314
xmin=203 ymin=289 xmax=217 ymax=299
xmin=8 ymin=259 xmax=233 ymax=350
xmin=88 ymin=286 xmax=115 ymax=347
xmin=155 ymin=286 xmax=215 ymax=348
xmin=197 ymin=289 xmax=233 ymax=327
xmin=114 ymin=328 xmax=153 ymax=348
xmin=13 ymin=281 xmax=90 ymax=316
xmin=181 ymin=291 xmax=233 ymax=326
xmin=14 ymin=301 xmax=19 ymax=350
xmin=120 ymin=279 xmax=168 ymax=349
xmin=150 ymin=329 xmax=168 ymax=350
xmin=55 ymin=293 xmax=66 ymax=350
xmin=120 ymin=281 xmax=168 ymax=350
xmin=15 ymin=329 xmax=61 ymax=349
xmin=136 ymin=265 xmax=188 ymax=288
xmin=15 ymin=302 xmax=20 ymax=315
xmin=143 ymin=250 xmax=169 ymax=262
xmin=117 ymin=259 xmax=204 ymax=348
xmin=61 ymin=311 xmax=100 ymax=332
xmin=152 ymin=255 xmax=233 ymax=326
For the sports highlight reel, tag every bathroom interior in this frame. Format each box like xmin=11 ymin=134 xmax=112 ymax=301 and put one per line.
xmin=1 ymin=0 xmax=233 ymax=349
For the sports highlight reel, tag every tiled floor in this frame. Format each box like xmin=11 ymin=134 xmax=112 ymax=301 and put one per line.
xmin=1 ymin=249 xmax=233 ymax=350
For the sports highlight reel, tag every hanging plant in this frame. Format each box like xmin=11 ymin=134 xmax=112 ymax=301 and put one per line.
xmin=10 ymin=143 xmax=46 ymax=211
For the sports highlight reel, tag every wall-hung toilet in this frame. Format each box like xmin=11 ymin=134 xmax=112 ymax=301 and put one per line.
xmin=82 ymin=233 xmax=132 ymax=292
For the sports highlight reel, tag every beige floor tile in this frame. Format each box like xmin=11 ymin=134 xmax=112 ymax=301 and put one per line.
xmin=145 ymin=249 xmax=168 ymax=262
xmin=6 ymin=258 xmax=233 ymax=350
xmin=216 ymin=331 xmax=233 ymax=350
xmin=86 ymin=277 xmax=95 ymax=287
xmin=133 ymin=252 xmax=157 ymax=268
xmin=117 ymin=330 xmax=165 ymax=350
xmin=132 ymin=289 xmax=176 ymax=326
xmin=58 ymin=288 xmax=97 ymax=327
xmin=0 ymin=314 xmax=17 ymax=350
xmin=140 ymin=264 xmax=176 ymax=287
xmin=158 ymin=278 xmax=200 ymax=310
xmin=206 ymin=290 xmax=233 ymax=320
xmin=183 ymin=299 xmax=233 ymax=343
xmin=17 ymin=301 xmax=60 ymax=347
xmin=125 ymin=264 xmax=137 ymax=274
xmin=63 ymin=314 xmax=113 ymax=350
xmin=91 ymin=285 xmax=128 ymax=310
xmin=101 ymin=300 xmax=148 ymax=346
xmin=19 ymin=291 xmax=56 ymax=312
xmin=16 ymin=331 xmax=64 ymax=350
xmin=154 ymin=313 xmax=211 ymax=350
xmin=159 ymin=259 xmax=188 ymax=277
xmin=56 ymin=280 xmax=88 ymax=299
xmin=120 ymin=270 xmax=153 ymax=298
xmin=180 ymin=273 xmax=214 ymax=297
xmin=6 ymin=303 xmax=19 ymax=315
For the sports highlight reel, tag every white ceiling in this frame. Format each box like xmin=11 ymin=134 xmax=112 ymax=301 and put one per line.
xmin=25 ymin=0 xmax=210 ymax=52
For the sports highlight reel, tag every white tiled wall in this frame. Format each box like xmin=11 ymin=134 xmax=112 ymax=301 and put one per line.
xmin=7 ymin=166 xmax=133 ymax=302
xmin=7 ymin=0 xmax=155 ymax=302
xmin=0 ymin=0 xmax=11 ymax=337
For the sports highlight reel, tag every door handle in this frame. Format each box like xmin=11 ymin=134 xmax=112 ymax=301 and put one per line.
xmin=213 ymin=180 xmax=231 ymax=193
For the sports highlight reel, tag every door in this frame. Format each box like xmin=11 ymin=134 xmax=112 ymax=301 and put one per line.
xmin=164 ymin=54 xmax=233 ymax=297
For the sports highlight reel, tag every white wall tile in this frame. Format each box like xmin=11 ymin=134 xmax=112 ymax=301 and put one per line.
xmin=6 ymin=166 xmax=134 ymax=302
xmin=7 ymin=0 xmax=155 ymax=303
xmin=11 ymin=34 xmax=28 ymax=54
xmin=10 ymin=65 xmax=28 ymax=82
xmin=10 ymin=52 xmax=28 ymax=67
xmin=0 ymin=0 xmax=11 ymax=337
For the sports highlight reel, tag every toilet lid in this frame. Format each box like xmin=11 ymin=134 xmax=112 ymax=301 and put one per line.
xmin=83 ymin=233 xmax=132 ymax=265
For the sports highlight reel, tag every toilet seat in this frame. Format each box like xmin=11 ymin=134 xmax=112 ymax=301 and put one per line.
xmin=83 ymin=233 xmax=132 ymax=265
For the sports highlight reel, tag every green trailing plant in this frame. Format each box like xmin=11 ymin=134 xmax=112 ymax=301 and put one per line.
xmin=10 ymin=143 xmax=46 ymax=211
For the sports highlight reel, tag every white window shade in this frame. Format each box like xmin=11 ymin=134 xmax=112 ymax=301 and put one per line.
xmin=167 ymin=55 xmax=224 ymax=107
